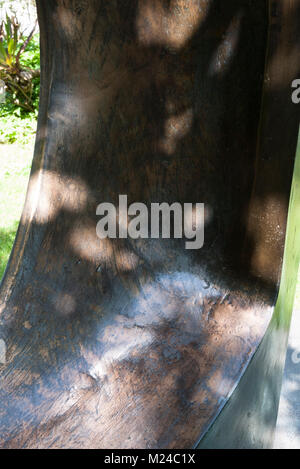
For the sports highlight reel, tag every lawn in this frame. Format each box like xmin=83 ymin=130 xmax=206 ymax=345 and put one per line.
xmin=0 ymin=143 xmax=33 ymax=279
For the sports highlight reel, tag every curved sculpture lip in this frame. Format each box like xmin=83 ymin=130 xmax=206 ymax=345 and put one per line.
xmin=0 ymin=0 xmax=299 ymax=449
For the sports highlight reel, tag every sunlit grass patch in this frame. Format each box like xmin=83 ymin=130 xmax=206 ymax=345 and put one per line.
xmin=0 ymin=143 xmax=32 ymax=281
xmin=0 ymin=222 xmax=19 ymax=279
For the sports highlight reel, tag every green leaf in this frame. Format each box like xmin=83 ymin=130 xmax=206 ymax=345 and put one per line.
xmin=5 ymin=15 xmax=12 ymax=41
xmin=0 ymin=42 xmax=7 ymax=62
xmin=13 ymin=27 xmax=18 ymax=52
xmin=7 ymin=38 xmax=15 ymax=56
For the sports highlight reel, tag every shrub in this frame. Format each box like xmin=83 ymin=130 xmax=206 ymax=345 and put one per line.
xmin=0 ymin=15 xmax=40 ymax=144
xmin=0 ymin=14 xmax=40 ymax=114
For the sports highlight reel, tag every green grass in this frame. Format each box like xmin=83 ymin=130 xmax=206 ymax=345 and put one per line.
xmin=0 ymin=143 xmax=33 ymax=280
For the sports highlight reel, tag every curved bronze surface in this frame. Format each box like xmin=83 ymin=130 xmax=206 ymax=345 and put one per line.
xmin=0 ymin=0 xmax=299 ymax=448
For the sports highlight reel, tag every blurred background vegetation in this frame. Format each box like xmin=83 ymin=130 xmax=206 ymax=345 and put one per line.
xmin=0 ymin=0 xmax=38 ymax=145
xmin=0 ymin=0 xmax=38 ymax=279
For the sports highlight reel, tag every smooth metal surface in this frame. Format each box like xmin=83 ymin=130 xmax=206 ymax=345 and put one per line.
xmin=0 ymin=0 xmax=299 ymax=448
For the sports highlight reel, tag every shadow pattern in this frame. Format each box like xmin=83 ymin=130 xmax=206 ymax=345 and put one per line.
xmin=0 ymin=0 xmax=299 ymax=449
